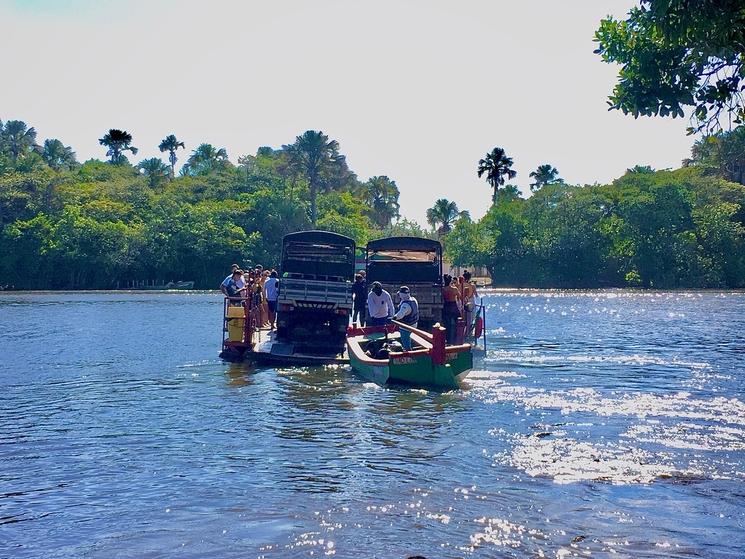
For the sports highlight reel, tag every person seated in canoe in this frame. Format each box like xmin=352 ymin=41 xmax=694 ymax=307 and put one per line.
xmin=224 ymin=269 xmax=247 ymax=304
xmin=367 ymin=281 xmax=394 ymax=326
xmin=393 ymin=285 xmax=419 ymax=350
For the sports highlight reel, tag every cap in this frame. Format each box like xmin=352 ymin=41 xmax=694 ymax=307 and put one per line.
xmin=398 ymin=286 xmax=410 ymax=293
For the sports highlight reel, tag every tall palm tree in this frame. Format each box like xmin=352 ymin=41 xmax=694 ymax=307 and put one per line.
xmin=99 ymin=129 xmax=138 ymax=164
xmin=529 ymin=164 xmax=560 ymax=192
xmin=42 ymin=139 xmax=77 ymax=170
xmin=158 ymin=134 xmax=185 ymax=178
xmin=363 ymin=175 xmax=401 ymax=227
xmin=426 ymin=198 xmax=467 ymax=235
xmin=138 ymin=157 xmax=170 ymax=187
xmin=181 ymin=143 xmax=230 ymax=176
xmin=3 ymin=120 xmax=38 ymax=162
xmin=284 ymin=130 xmax=342 ymax=226
xmin=477 ymin=147 xmax=517 ymax=204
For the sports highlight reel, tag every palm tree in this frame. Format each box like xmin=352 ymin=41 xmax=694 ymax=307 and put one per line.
xmin=42 ymin=139 xmax=77 ymax=170
xmin=477 ymin=147 xmax=517 ymax=204
xmin=529 ymin=164 xmax=560 ymax=192
xmin=138 ymin=157 xmax=170 ymax=187
xmin=626 ymin=165 xmax=655 ymax=174
xmin=363 ymin=176 xmax=401 ymax=227
xmin=284 ymin=130 xmax=342 ymax=226
xmin=181 ymin=143 xmax=230 ymax=176
xmin=426 ymin=198 xmax=468 ymax=235
xmin=3 ymin=120 xmax=38 ymax=162
xmin=158 ymin=134 xmax=185 ymax=178
xmin=501 ymin=184 xmax=523 ymax=201
xmin=99 ymin=129 xmax=138 ymax=164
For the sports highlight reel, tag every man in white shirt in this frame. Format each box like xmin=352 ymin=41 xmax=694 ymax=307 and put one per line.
xmin=367 ymin=281 xmax=394 ymax=326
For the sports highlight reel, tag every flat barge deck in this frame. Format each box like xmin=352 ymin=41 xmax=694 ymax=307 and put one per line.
xmin=221 ymin=327 xmax=349 ymax=366
xmin=219 ymin=296 xmax=485 ymax=368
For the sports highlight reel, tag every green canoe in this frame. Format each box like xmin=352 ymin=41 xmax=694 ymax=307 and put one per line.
xmin=346 ymin=321 xmax=473 ymax=390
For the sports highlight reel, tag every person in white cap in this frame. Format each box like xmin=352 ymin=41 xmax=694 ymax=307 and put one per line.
xmin=393 ymin=286 xmax=419 ymax=350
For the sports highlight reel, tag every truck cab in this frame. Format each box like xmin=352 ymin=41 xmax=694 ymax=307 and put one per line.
xmin=365 ymin=237 xmax=443 ymax=330
xmin=276 ymin=231 xmax=356 ymax=352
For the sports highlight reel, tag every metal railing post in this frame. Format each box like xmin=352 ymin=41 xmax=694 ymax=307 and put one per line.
xmin=482 ymin=298 xmax=487 ymax=351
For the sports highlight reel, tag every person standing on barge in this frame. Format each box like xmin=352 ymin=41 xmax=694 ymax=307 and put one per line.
xmin=462 ymin=270 xmax=479 ymax=335
xmin=264 ymin=270 xmax=280 ymax=331
xmin=367 ymin=281 xmax=394 ymax=326
xmin=220 ymin=264 xmax=244 ymax=296
xmin=352 ymin=273 xmax=367 ymax=326
xmin=441 ymin=274 xmax=462 ymax=343
xmin=224 ymin=270 xmax=246 ymax=305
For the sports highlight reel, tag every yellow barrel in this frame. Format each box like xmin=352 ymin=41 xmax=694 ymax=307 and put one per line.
xmin=226 ymin=306 xmax=245 ymax=318
xmin=226 ymin=306 xmax=245 ymax=341
xmin=227 ymin=318 xmax=245 ymax=342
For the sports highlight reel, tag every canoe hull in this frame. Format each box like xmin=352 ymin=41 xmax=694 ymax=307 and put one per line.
xmin=347 ymin=331 xmax=473 ymax=390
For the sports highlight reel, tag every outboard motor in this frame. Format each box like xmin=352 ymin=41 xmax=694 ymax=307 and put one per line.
xmin=375 ymin=347 xmax=390 ymax=360
xmin=387 ymin=341 xmax=404 ymax=353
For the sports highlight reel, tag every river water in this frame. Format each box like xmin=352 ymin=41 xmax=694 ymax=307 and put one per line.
xmin=1 ymin=290 xmax=743 ymax=558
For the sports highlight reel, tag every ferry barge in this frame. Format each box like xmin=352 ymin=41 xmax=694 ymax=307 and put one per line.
xmin=219 ymin=231 xmax=355 ymax=366
xmin=219 ymin=232 xmax=485 ymax=377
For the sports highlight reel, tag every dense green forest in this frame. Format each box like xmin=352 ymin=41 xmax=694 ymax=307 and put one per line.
xmin=0 ymin=122 xmax=423 ymax=289
xmin=446 ymin=162 xmax=745 ymax=288
xmin=1 ymin=118 xmax=744 ymax=289
xmin=446 ymin=0 xmax=745 ymax=290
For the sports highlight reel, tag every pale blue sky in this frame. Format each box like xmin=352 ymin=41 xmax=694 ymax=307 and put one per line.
xmin=1 ymin=0 xmax=694 ymax=225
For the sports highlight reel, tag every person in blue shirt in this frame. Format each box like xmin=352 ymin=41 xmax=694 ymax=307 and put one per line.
xmin=263 ymin=270 xmax=280 ymax=330
xmin=220 ymin=264 xmax=245 ymax=296
xmin=224 ymin=270 xmax=246 ymax=304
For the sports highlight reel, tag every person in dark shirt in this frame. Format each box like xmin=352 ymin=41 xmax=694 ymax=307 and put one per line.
xmin=225 ymin=270 xmax=246 ymax=305
xmin=351 ymin=273 xmax=367 ymax=326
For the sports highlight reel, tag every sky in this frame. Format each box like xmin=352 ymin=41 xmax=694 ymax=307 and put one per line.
xmin=0 ymin=0 xmax=695 ymax=225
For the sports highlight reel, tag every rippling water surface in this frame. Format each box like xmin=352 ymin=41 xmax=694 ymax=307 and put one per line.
xmin=1 ymin=290 xmax=744 ymax=558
